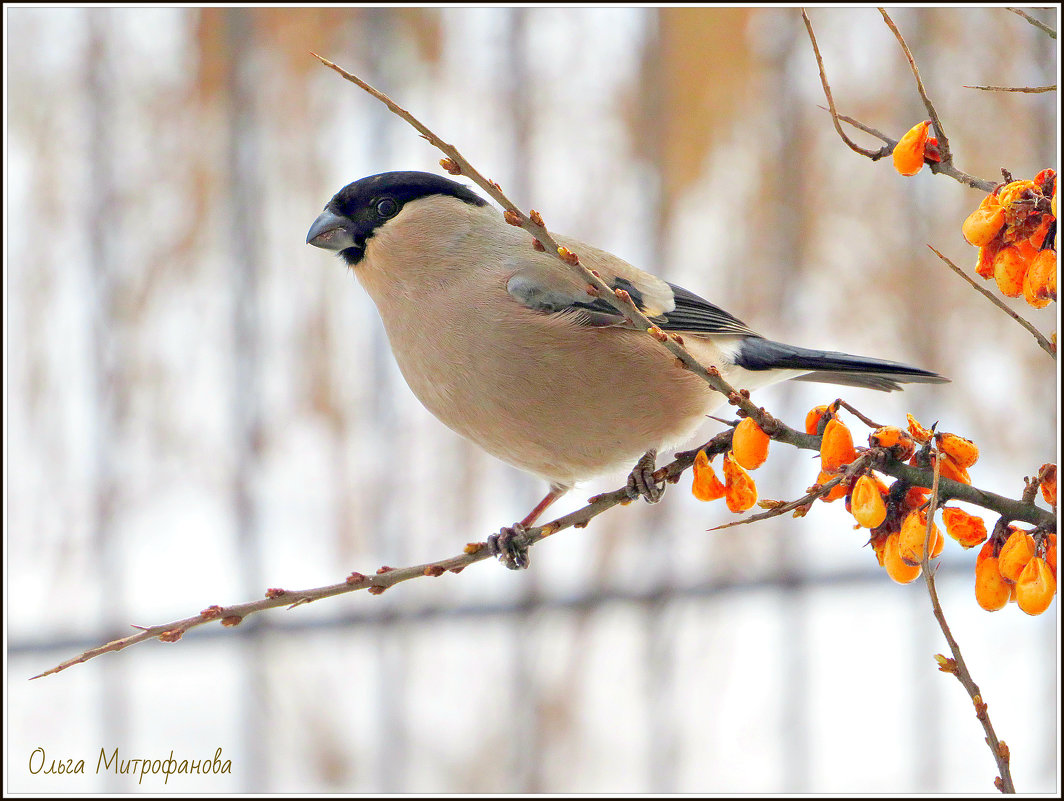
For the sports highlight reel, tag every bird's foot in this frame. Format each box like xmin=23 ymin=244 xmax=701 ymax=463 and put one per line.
xmin=626 ymin=449 xmax=665 ymax=503
xmin=487 ymin=523 xmax=531 ymax=570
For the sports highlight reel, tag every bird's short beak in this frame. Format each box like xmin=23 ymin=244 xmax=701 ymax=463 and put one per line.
xmin=306 ymin=210 xmax=356 ymax=251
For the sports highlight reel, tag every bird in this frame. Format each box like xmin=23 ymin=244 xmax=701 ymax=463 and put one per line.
xmin=307 ymin=170 xmax=947 ymax=568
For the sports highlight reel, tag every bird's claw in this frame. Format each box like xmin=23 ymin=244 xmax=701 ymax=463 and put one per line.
xmin=626 ymin=449 xmax=665 ymax=503
xmin=487 ymin=523 xmax=531 ymax=570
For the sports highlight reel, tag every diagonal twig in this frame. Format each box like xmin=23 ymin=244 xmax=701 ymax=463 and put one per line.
xmin=927 ymin=245 xmax=1055 ymax=358
xmin=921 ymin=444 xmax=1016 ymax=792
xmin=1006 ymin=7 xmax=1056 ymax=38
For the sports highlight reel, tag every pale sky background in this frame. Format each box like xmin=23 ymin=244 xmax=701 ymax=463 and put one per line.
xmin=5 ymin=5 xmax=1059 ymax=794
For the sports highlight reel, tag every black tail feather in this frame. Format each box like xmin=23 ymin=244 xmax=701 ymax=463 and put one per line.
xmin=735 ymin=337 xmax=948 ymax=392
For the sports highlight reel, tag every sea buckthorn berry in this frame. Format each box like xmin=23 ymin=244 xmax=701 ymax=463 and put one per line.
xmin=928 ymin=452 xmax=971 ymax=485
xmin=870 ymin=532 xmax=889 ymax=567
xmin=974 ymin=239 xmax=1003 ymax=279
xmin=1045 ymin=534 xmax=1057 ymax=578
xmin=902 ymin=484 xmax=930 ymax=513
xmin=1015 ymin=557 xmax=1056 ymax=616
xmin=992 ymin=244 xmax=1031 ymax=298
xmin=1040 ymin=463 xmax=1057 ymax=506
xmin=851 ymin=475 xmax=888 ymax=529
xmin=962 ymin=196 xmax=1006 ymax=247
xmin=899 ymin=510 xmax=941 ymax=566
xmin=1024 ymin=248 xmax=1057 ymax=307
xmin=998 ymin=179 xmax=1038 ymax=222
xmin=883 ymin=531 xmax=922 ymax=584
xmin=975 ymin=556 xmax=1012 ymax=611
xmin=998 ymin=528 xmax=1036 ymax=582
xmin=936 ymin=433 xmax=979 ymax=469
xmin=732 ymin=417 xmax=770 ymax=470
xmin=941 ymin=507 xmax=988 ymax=549
xmin=1027 ymin=215 xmax=1053 ymax=250
xmin=692 ymin=449 xmax=726 ymax=502
xmin=816 ymin=470 xmax=848 ymax=502
xmin=722 ymin=452 xmax=757 ymax=513
xmin=805 ymin=405 xmax=831 ymax=436
xmin=892 ymin=120 xmax=932 ymax=176
xmin=869 ymin=426 xmax=915 ymax=460
xmin=906 ymin=414 xmax=933 ymax=444
xmin=820 ymin=418 xmax=856 ymax=472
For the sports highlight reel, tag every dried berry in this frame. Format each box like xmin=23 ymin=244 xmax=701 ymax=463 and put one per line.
xmin=821 ymin=418 xmax=857 ymax=472
xmin=692 ymin=449 xmax=725 ymax=502
xmin=892 ymin=120 xmax=932 ymax=176
xmin=723 ymin=452 xmax=757 ymax=513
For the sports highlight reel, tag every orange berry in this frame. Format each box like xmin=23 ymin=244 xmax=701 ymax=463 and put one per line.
xmin=1040 ymin=463 xmax=1057 ymax=506
xmin=998 ymin=528 xmax=1036 ymax=582
xmin=936 ymin=433 xmax=979 ymax=469
xmin=898 ymin=510 xmax=941 ymax=566
xmin=905 ymin=414 xmax=933 ymax=444
xmin=927 ymin=452 xmax=970 ymax=485
xmin=851 ymin=475 xmax=888 ymax=529
xmin=868 ymin=426 xmax=915 ymax=460
xmin=805 ymin=405 xmax=831 ymax=436
xmin=1023 ymin=248 xmax=1057 ymax=307
xmin=1045 ymin=534 xmax=1056 ymax=578
xmin=1027 ymin=216 xmax=1053 ymax=250
xmin=732 ymin=417 xmax=770 ymax=470
xmin=998 ymin=179 xmax=1038 ymax=222
xmin=902 ymin=485 xmax=930 ymax=513
xmin=892 ymin=120 xmax=931 ymax=176
xmin=941 ymin=507 xmax=988 ymax=549
xmin=883 ymin=531 xmax=922 ymax=584
xmin=691 ymin=449 xmax=725 ymax=502
xmin=993 ymin=244 xmax=1032 ymax=298
xmin=974 ymin=238 xmax=1003 ymax=279
xmin=816 ymin=469 xmax=848 ymax=502
xmin=1015 ymin=557 xmax=1056 ymax=616
xmin=962 ymin=202 xmax=1006 ymax=247
xmin=821 ymin=418 xmax=857 ymax=472
xmin=722 ymin=452 xmax=757 ymax=513
xmin=975 ymin=556 xmax=1012 ymax=611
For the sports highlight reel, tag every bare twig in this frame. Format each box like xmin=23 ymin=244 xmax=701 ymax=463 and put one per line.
xmin=1006 ymin=7 xmax=1056 ymax=38
xmin=878 ymin=8 xmax=950 ymax=159
xmin=921 ymin=445 xmax=1016 ymax=792
xmin=804 ymin=11 xmax=996 ymax=191
xmin=927 ymin=246 xmax=1055 ymax=358
xmin=801 ymin=10 xmax=891 ymax=160
xmin=965 ymin=84 xmax=1056 ymax=93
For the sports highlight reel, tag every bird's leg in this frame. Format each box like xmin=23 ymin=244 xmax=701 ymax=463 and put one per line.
xmin=626 ymin=449 xmax=665 ymax=503
xmin=487 ymin=485 xmax=566 ymax=570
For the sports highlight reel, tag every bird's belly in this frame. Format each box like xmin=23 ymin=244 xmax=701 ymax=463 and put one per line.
xmin=385 ymin=318 xmax=720 ymax=487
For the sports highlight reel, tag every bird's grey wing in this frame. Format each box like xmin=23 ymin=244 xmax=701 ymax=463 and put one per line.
xmin=507 ymin=264 xmax=760 ymax=337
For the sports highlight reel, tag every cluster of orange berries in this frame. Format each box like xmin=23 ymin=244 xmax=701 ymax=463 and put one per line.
xmin=962 ymin=169 xmax=1057 ymax=307
xmin=690 ymin=416 xmax=767 ymax=513
xmin=976 ymin=524 xmax=1056 ymax=616
xmin=697 ymin=402 xmax=1058 ymax=616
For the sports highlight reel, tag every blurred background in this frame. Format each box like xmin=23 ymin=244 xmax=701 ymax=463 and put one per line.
xmin=5 ymin=6 xmax=1058 ymax=793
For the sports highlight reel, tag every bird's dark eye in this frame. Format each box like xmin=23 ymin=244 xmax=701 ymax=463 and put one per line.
xmin=376 ymin=198 xmax=399 ymax=218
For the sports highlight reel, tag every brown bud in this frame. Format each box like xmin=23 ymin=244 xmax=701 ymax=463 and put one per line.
xmin=220 ymin=615 xmax=243 ymax=627
xmin=529 ymin=209 xmax=544 ymax=227
xmin=265 ymin=588 xmax=286 ymax=599
xmin=439 ymin=158 xmax=461 ymax=175
xmin=503 ymin=209 xmax=522 ymax=226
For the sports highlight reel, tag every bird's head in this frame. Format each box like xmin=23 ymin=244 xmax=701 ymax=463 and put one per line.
xmin=306 ymin=171 xmax=487 ymax=266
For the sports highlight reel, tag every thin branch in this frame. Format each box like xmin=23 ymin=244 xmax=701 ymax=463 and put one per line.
xmin=1006 ymin=7 xmax=1056 ymax=38
xmin=927 ymin=245 xmax=1056 ymax=358
xmin=965 ymin=84 xmax=1056 ymax=93
xmin=921 ymin=445 xmax=1016 ymax=792
xmin=801 ymin=10 xmax=891 ymax=160
xmin=879 ymin=8 xmax=951 ymax=160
